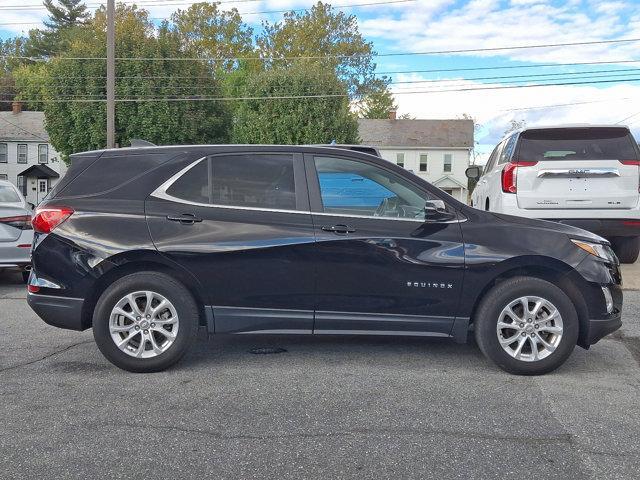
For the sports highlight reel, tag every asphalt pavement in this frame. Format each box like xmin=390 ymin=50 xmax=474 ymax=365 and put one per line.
xmin=1 ymin=269 xmax=639 ymax=479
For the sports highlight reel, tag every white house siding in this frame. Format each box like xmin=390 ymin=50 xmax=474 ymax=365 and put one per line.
xmin=0 ymin=110 xmax=67 ymax=205
xmin=357 ymin=118 xmax=474 ymax=205
xmin=377 ymin=147 xmax=471 ymax=202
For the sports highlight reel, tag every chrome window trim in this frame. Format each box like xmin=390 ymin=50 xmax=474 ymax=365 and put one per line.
xmin=151 ymin=156 xmax=463 ymax=223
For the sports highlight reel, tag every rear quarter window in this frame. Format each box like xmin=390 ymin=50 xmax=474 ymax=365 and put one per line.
xmin=59 ymin=152 xmax=177 ymax=197
xmin=515 ymin=128 xmax=639 ymax=161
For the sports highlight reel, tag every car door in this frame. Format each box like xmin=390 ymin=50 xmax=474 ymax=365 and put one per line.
xmin=304 ymin=153 xmax=466 ymax=337
xmin=480 ymin=141 xmax=504 ymax=211
xmin=146 ymin=151 xmax=316 ymax=334
xmin=472 ymin=145 xmax=495 ymax=209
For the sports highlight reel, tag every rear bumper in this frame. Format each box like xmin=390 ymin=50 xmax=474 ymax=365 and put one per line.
xmin=27 ymin=292 xmax=86 ymax=331
xmin=545 ymin=219 xmax=640 ymax=238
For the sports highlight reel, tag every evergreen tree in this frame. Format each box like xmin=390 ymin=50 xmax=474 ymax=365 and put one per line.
xmin=26 ymin=0 xmax=89 ymax=56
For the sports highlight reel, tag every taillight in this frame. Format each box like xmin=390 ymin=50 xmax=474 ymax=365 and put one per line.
xmin=620 ymin=160 xmax=640 ymax=192
xmin=501 ymin=161 xmax=537 ymax=194
xmin=0 ymin=215 xmax=32 ymax=230
xmin=32 ymin=207 xmax=74 ymax=234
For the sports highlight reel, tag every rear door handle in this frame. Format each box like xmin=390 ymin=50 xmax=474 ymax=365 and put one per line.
xmin=321 ymin=224 xmax=356 ymax=234
xmin=166 ymin=213 xmax=202 ymax=224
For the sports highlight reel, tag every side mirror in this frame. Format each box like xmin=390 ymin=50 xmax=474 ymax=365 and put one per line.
xmin=465 ymin=166 xmax=482 ymax=180
xmin=424 ymin=199 xmax=455 ymax=222
xmin=425 ymin=199 xmax=446 ymax=214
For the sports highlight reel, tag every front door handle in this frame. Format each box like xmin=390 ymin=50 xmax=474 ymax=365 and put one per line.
xmin=166 ymin=213 xmax=202 ymax=224
xmin=322 ymin=224 xmax=356 ymax=234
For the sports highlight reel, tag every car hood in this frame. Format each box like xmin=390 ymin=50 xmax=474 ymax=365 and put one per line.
xmin=489 ymin=212 xmax=607 ymax=244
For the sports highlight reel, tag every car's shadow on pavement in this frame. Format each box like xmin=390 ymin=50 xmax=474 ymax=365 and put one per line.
xmin=175 ymin=330 xmax=495 ymax=373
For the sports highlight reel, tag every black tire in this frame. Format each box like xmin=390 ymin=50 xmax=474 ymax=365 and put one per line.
xmin=611 ymin=236 xmax=639 ymax=264
xmin=21 ymin=270 xmax=30 ymax=284
xmin=474 ymin=276 xmax=579 ymax=375
xmin=92 ymin=271 xmax=199 ymax=373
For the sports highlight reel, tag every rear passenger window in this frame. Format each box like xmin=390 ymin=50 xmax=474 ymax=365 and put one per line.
xmin=166 ymin=154 xmax=297 ymax=210
xmin=211 ymin=154 xmax=296 ymax=210
xmin=166 ymin=159 xmax=210 ymax=204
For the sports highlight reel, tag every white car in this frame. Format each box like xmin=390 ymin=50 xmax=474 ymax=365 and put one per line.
xmin=0 ymin=180 xmax=33 ymax=282
xmin=467 ymin=125 xmax=640 ymax=263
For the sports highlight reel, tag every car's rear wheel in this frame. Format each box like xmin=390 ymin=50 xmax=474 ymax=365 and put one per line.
xmin=611 ymin=236 xmax=639 ymax=264
xmin=92 ymin=272 xmax=199 ymax=372
xmin=474 ymin=276 xmax=578 ymax=375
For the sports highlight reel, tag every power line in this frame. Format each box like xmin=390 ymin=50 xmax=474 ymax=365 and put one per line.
xmin=616 ymin=111 xmax=640 ymax=124
xmin=6 ymin=76 xmax=640 ymax=102
xmin=7 ymin=68 xmax=640 ymax=92
xmin=3 ymin=37 xmax=640 ymax=62
xmin=376 ymin=59 xmax=640 ymax=75
xmin=0 ymin=0 xmax=269 ymax=11
xmin=0 ymin=0 xmax=414 ymax=18
xmin=9 ymin=59 xmax=640 ymax=79
xmin=7 ymin=67 xmax=639 ymax=89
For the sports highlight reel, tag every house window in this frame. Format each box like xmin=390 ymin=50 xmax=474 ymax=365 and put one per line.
xmin=443 ymin=153 xmax=452 ymax=173
xmin=396 ymin=153 xmax=405 ymax=168
xmin=38 ymin=144 xmax=48 ymax=164
xmin=419 ymin=154 xmax=428 ymax=172
xmin=17 ymin=144 xmax=27 ymax=164
xmin=0 ymin=143 xmax=7 ymax=163
xmin=17 ymin=176 xmax=26 ymax=196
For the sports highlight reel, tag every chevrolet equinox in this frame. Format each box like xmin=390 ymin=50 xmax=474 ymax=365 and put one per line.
xmin=27 ymin=145 xmax=623 ymax=374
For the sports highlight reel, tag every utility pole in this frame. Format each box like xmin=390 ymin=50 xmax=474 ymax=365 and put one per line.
xmin=106 ymin=0 xmax=115 ymax=148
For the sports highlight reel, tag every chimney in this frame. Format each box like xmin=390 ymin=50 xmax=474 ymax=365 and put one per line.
xmin=389 ymin=109 xmax=397 ymax=120
xmin=12 ymin=101 xmax=22 ymax=115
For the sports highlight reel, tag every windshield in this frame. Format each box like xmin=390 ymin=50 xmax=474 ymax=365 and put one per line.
xmin=0 ymin=185 xmax=21 ymax=203
xmin=515 ymin=128 xmax=639 ymax=161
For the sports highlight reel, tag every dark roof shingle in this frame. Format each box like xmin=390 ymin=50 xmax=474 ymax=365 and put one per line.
xmin=358 ymin=118 xmax=474 ymax=148
xmin=0 ymin=111 xmax=49 ymax=142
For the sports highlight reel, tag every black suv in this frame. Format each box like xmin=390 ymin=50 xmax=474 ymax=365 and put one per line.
xmin=27 ymin=145 xmax=622 ymax=374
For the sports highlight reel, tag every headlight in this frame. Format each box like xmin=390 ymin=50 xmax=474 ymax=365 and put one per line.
xmin=571 ymin=239 xmax=616 ymax=263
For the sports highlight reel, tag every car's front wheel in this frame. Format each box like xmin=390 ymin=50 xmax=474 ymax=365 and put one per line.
xmin=474 ymin=276 xmax=579 ymax=375
xmin=92 ymin=272 xmax=199 ymax=372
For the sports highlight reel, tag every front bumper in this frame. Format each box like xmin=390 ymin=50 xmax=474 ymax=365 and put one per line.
xmin=27 ymin=292 xmax=86 ymax=331
xmin=584 ymin=312 xmax=622 ymax=346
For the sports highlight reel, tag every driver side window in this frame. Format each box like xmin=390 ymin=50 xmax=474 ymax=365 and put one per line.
xmin=314 ymin=156 xmax=435 ymax=220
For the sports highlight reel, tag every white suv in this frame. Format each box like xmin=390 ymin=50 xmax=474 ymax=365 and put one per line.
xmin=467 ymin=125 xmax=640 ymax=263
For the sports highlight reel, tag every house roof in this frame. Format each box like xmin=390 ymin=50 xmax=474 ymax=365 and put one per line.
xmin=0 ymin=111 xmax=49 ymax=142
xmin=18 ymin=164 xmax=59 ymax=178
xmin=432 ymin=175 xmax=468 ymax=190
xmin=357 ymin=118 xmax=474 ymax=148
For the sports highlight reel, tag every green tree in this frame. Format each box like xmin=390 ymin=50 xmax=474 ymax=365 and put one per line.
xmin=15 ymin=5 xmax=231 ymax=161
xmin=257 ymin=1 xmax=385 ymax=99
xmin=231 ymin=62 xmax=358 ymax=144
xmin=26 ymin=0 xmax=89 ymax=56
xmin=360 ymin=81 xmax=396 ymax=119
xmin=170 ymin=2 xmax=254 ymax=72
xmin=0 ymin=37 xmax=29 ymax=111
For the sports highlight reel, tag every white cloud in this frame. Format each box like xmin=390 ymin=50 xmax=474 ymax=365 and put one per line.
xmin=360 ymin=0 xmax=640 ymax=63
xmin=392 ymin=79 xmax=640 ymax=162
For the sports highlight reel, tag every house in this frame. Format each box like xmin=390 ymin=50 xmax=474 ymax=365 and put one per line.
xmin=357 ymin=113 xmax=474 ymax=203
xmin=0 ymin=102 xmax=66 ymax=206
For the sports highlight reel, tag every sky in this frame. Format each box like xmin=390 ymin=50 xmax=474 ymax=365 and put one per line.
xmin=1 ymin=0 xmax=640 ymax=163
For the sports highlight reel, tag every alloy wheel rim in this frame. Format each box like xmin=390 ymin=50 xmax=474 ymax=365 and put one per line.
xmin=496 ymin=296 xmax=563 ymax=362
xmin=109 ymin=291 xmax=179 ymax=359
